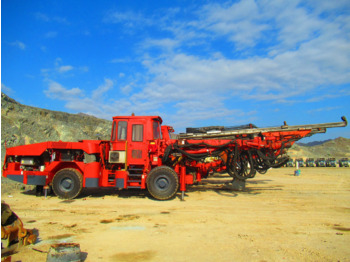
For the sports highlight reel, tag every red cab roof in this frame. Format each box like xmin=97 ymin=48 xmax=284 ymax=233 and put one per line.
xmin=112 ymin=115 xmax=163 ymax=124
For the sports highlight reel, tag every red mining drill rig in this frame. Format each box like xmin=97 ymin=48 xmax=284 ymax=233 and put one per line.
xmin=2 ymin=116 xmax=347 ymax=200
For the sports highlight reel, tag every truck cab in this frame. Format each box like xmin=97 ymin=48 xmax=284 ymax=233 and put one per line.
xmin=109 ymin=116 xmax=163 ymax=167
xmin=306 ymin=158 xmax=315 ymax=167
xmin=326 ymin=158 xmax=336 ymax=167
xmin=316 ymin=158 xmax=326 ymax=167
xmin=339 ymin=158 xmax=349 ymax=167
xmin=295 ymin=158 xmax=305 ymax=167
xmin=285 ymin=159 xmax=294 ymax=167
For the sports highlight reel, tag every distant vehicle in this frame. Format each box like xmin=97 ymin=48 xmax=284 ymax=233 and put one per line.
xmin=285 ymin=159 xmax=294 ymax=167
xmin=295 ymin=158 xmax=305 ymax=167
xmin=326 ymin=158 xmax=337 ymax=167
xmin=306 ymin=158 xmax=315 ymax=167
xmin=316 ymin=158 xmax=326 ymax=167
xmin=339 ymin=158 xmax=349 ymax=167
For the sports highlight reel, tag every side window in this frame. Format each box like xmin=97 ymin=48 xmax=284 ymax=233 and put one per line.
xmin=111 ymin=121 xmax=117 ymax=141
xmin=153 ymin=121 xmax=161 ymax=139
xmin=132 ymin=124 xmax=143 ymax=142
xmin=118 ymin=121 xmax=127 ymax=141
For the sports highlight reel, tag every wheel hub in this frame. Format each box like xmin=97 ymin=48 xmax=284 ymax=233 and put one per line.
xmin=60 ymin=178 xmax=73 ymax=192
xmin=156 ymin=177 xmax=169 ymax=190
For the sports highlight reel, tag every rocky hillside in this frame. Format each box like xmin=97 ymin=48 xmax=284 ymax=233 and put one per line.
xmin=290 ymin=138 xmax=350 ymax=159
xmin=1 ymin=92 xmax=112 ymax=159
xmin=1 ymin=92 xmax=349 ymax=161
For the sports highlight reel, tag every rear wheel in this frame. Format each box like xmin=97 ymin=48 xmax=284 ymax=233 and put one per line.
xmin=52 ymin=168 xmax=83 ymax=199
xmin=146 ymin=166 xmax=179 ymax=200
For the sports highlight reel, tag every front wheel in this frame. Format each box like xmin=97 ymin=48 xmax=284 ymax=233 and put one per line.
xmin=52 ymin=168 xmax=83 ymax=199
xmin=146 ymin=166 xmax=179 ymax=200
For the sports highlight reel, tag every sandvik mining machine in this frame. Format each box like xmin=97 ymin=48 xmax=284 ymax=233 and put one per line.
xmin=2 ymin=116 xmax=347 ymax=200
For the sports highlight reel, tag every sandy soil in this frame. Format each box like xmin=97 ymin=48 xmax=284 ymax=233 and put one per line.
xmin=1 ymin=167 xmax=350 ymax=262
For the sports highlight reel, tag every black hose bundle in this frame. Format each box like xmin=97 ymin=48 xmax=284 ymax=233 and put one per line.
xmin=173 ymin=144 xmax=227 ymax=161
xmin=226 ymin=146 xmax=256 ymax=180
xmin=226 ymin=146 xmax=290 ymax=180
xmin=162 ymin=140 xmax=234 ymax=163
xmin=162 ymin=140 xmax=290 ymax=181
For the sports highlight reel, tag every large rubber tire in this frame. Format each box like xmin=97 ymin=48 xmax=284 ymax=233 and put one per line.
xmin=52 ymin=168 xmax=83 ymax=199
xmin=146 ymin=166 xmax=179 ymax=200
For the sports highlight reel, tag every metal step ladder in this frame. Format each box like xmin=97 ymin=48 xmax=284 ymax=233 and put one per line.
xmin=127 ymin=167 xmax=143 ymax=189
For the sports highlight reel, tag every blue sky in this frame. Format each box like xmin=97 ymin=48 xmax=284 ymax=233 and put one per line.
xmin=2 ymin=0 xmax=350 ymax=141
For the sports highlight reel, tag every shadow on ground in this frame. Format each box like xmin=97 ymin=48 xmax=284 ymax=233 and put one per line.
xmin=18 ymin=174 xmax=284 ymax=201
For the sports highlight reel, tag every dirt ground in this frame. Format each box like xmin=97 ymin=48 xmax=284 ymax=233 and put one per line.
xmin=1 ymin=167 xmax=350 ymax=262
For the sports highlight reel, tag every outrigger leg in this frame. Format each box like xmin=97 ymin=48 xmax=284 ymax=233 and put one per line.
xmin=180 ymin=166 xmax=186 ymax=201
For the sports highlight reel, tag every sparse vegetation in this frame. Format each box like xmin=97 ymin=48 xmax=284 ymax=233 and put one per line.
xmin=1 ymin=92 xmax=111 ymax=158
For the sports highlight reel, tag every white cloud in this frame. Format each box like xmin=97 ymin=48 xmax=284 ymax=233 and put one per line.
xmin=44 ymin=81 xmax=83 ymax=99
xmin=138 ymin=44 xmax=349 ymax=104
xmin=141 ymin=38 xmax=179 ymax=52
xmin=41 ymin=59 xmax=88 ymax=77
xmin=52 ymin=17 xmax=69 ymax=25
xmin=79 ymin=66 xmax=89 ymax=72
xmin=55 ymin=58 xmax=63 ymax=66
xmin=306 ymin=89 xmax=350 ymax=102
xmin=198 ymin=0 xmax=268 ymax=48
xmin=138 ymin=1 xmax=350 ymax=99
xmin=10 ymin=41 xmax=26 ymax=50
xmin=103 ymin=10 xmax=153 ymax=28
xmin=1 ymin=83 xmax=14 ymax=95
xmin=92 ymin=78 xmax=113 ymax=100
xmin=308 ymin=106 xmax=341 ymax=114
xmin=34 ymin=12 xmax=50 ymax=22
xmin=44 ymin=1 xmax=350 ymax=126
xmin=120 ymin=1 xmax=349 ymax=126
xmin=44 ymin=79 xmax=133 ymax=119
xmin=45 ymin=31 xmax=58 ymax=38
xmin=306 ymin=0 xmax=350 ymax=15
xmin=34 ymin=12 xmax=69 ymax=25
xmin=120 ymin=83 xmax=133 ymax=95
xmin=110 ymin=58 xmax=134 ymax=64
xmin=58 ymin=65 xmax=74 ymax=73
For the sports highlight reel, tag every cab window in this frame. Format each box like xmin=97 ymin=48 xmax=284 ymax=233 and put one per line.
xmin=111 ymin=121 xmax=117 ymax=141
xmin=153 ymin=121 xmax=161 ymax=139
xmin=132 ymin=124 xmax=143 ymax=142
xmin=118 ymin=121 xmax=127 ymax=140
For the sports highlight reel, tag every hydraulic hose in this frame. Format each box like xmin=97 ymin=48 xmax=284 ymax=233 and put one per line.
xmin=163 ymin=140 xmax=290 ymax=181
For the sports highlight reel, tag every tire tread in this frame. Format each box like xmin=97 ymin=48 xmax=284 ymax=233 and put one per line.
xmin=146 ymin=166 xmax=179 ymax=200
xmin=52 ymin=168 xmax=83 ymax=199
